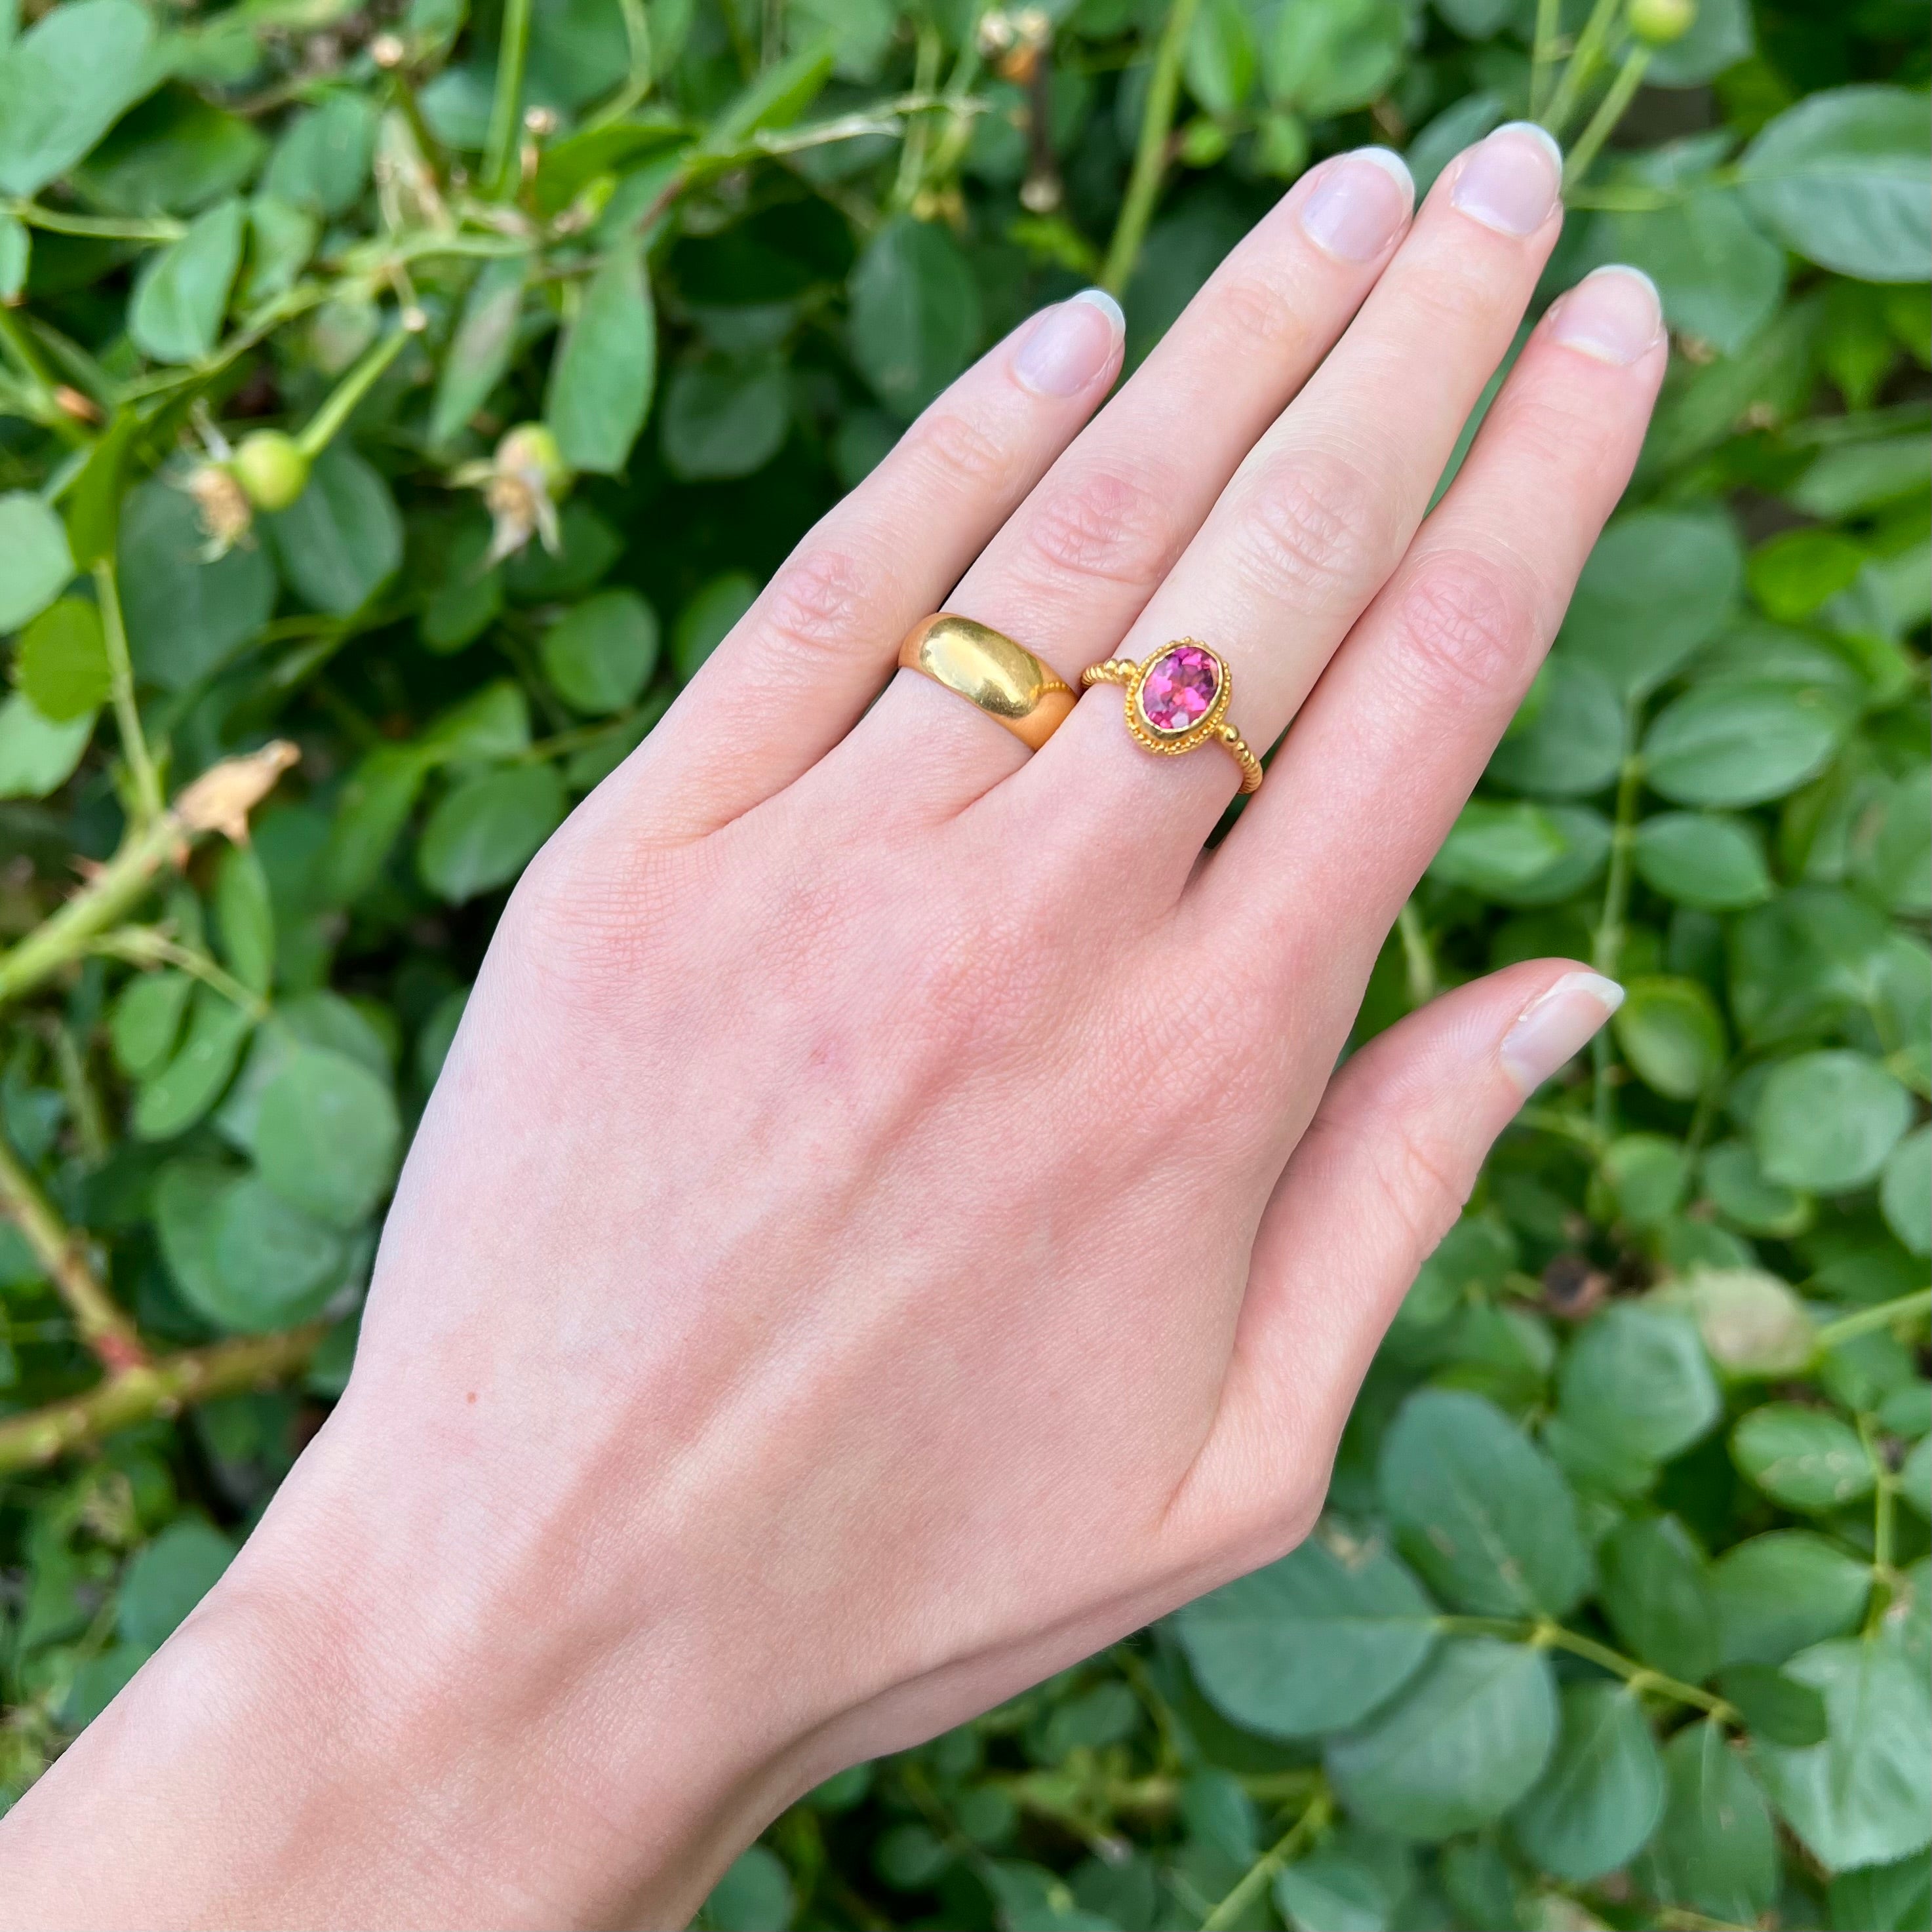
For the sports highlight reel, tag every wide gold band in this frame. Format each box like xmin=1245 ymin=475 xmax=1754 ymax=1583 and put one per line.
xmin=898 ymin=614 xmax=1076 ymax=752
xmin=1082 ymin=643 xmax=1263 ymax=794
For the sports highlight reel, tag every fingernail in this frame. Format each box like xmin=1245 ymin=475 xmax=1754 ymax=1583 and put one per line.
xmin=1501 ymin=970 xmax=1625 ymax=1095
xmin=1299 ymin=147 xmax=1414 ymax=262
xmin=1451 ymin=122 xmax=1563 ymax=237
xmin=1013 ymin=289 xmax=1125 ymax=397
xmin=1550 ymin=265 xmax=1665 ymax=365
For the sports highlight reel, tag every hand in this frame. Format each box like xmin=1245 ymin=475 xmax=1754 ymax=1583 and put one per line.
xmin=1 ymin=125 xmax=1664 ymax=1929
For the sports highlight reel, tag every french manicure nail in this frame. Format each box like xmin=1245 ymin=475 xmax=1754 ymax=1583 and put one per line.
xmin=1299 ymin=147 xmax=1415 ymax=262
xmin=1550 ymin=264 xmax=1665 ymax=365
xmin=1451 ymin=121 xmax=1563 ymax=237
xmin=1013 ymin=288 xmax=1125 ymax=397
xmin=1501 ymin=970 xmax=1625 ymax=1095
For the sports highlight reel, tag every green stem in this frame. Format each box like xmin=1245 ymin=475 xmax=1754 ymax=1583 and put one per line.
xmin=294 ymin=325 xmax=409 ymax=461
xmin=891 ymin=19 xmax=945 ymax=210
xmin=1590 ymin=719 xmax=1643 ymax=1135
xmin=0 ymin=304 xmax=89 ymax=446
xmin=1436 ymin=1615 xmax=1737 ymax=1721
xmin=0 ymin=1325 xmax=326 ymax=1474
xmin=1517 ymin=1104 xmax=1611 ymax=1154
xmin=0 ymin=1128 xmax=146 ymax=1373
xmin=1817 ymin=1288 xmax=1932 ymax=1349
xmin=1857 ymin=1413 xmax=1897 ymax=1630
xmin=1564 ymin=47 xmax=1651 ymax=187
xmin=1542 ymin=0 xmax=1625 ymax=138
xmin=1200 ymin=1785 xmax=1331 ymax=1932
xmin=1529 ymin=0 xmax=1564 ymax=121
xmin=1396 ymin=898 xmax=1436 ymax=1009
xmin=483 ymin=0 xmax=535 ymax=198
xmin=1101 ymin=0 xmax=1204 ymax=296
xmin=5 ymin=200 xmax=185 ymax=243
xmin=89 ymin=928 xmax=271 ymax=1024
xmin=91 ymin=557 xmax=164 ymax=825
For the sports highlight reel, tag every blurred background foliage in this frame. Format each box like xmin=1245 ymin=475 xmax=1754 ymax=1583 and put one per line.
xmin=0 ymin=0 xmax=1927 ymax=1923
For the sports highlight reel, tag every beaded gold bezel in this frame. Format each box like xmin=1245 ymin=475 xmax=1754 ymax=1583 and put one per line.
xmin=1124 ymin=641 xmax=1232 ymax=757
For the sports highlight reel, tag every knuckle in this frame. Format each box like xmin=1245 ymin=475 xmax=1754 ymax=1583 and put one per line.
xmin=1318 ymin=1105 xmax=1474 ymax=1268
xmin=1389 ymin=550 xmax=1531 ymax=701
xmin=903 ymin=405 xmax=1015 ymax=498
xmin=1015 ymin=462 xmax=1175 ymax=595
xmin=1230 ymin=449 xmax=1390 ymax=612
xmin=1201 ymin=267 xmax=1306 ymax=360
xmin=755 ymin=543 xmax=877 ymax=666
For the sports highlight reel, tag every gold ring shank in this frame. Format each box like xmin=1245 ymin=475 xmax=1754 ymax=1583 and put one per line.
xmin=898 ymin=614 xmax=1076 ymax=753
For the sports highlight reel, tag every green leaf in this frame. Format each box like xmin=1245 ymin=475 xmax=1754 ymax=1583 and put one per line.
xmin=1632 ymin=812 xmax=1772 ymax=911
xmin=1379 ymin=1389 xmax=1589 ymax=1619
xmin=848 ymin=216 xmax=982 ymax=418
xmin=262 ymin=90 xmax=376 ymax=217
xmin=207 ymin=1173 xmax=351 ymax=1328
xmin=701 ymin=1844 xmax=794 ymax=1932
xmin=1740 ymin=86 xmax=1932 ymax=283
xmin=1711 ymin=1531 xmax=1871 ymax=1667
xmin=117 ymin=477 xmax=277 ymax=690
xmin=660 ymin=353 xmax=791 ymax=481
xmin=253 ymin=1044 xmax=399 ymax=1227
xmin=1560 ymin=511 xmax=1741 ymax=698
xmin=1659 ymin=1267 xmax=1818 ymax=1376
xmin=14 ymin=596 xmax=109 ymax=722
xmin=109 ymin=970 xmax=193 ymax=1079
xmin=705 ymin=41 xmax=834 ymax=148
xmin=0 ymin=212 xmax=28 ymax=300
xmin=673 ymin=572 xmax=758 ymax=681
xmin=1701 ymin=1140 xmax=1816 ymax=1237
xmin=1598 ymin=1515 xmax=1716 ymax=1684
xmin=214 ymin=843 xmax=274 ymax=995
xmin=1828 ymin=1854 xmax=1932 ymax=1932
xmin=1272 ymin=1845 xmax=1402 ymax=1932
xmin=1599 ymin=1132 xmax=1691 ymax=1230
xmin=1646 ymin=0 xmax=1754 ymax=86
xmin=546 ymin=240 xmax=656 ymax=475
xmin=429 ymin=254 xmax=530 ymax=450
xmin=1266 ymin=0 xmax=1407 ymax=117
xmin=1748 ymin=527 xmax=1868 ymax=621
xmin=418 ymin=762 xmax=566 ymax=903
xmin=420 ymin=679 xmax=533 ymax=762
xmin=72 ymin=87 xmax=266 ymax=217
xmin=1646 ymin=1720 xmax=1777 ymax=1923
xmin=1754 ymin=1632 xmax=1932 ymax=1871
xmin=0 ymin=691 xmax=92 ymax=799
xmin=1714 ymin=1663 xmax=1828 ymax=1746
xmin=1486 ymin=656 xmax=1624 ymax=798
xmin=117 ymin=1519 xmax=233 ymax=1648
xmin=1508 ymin=1681 xmax=1664 ymax=1883
xmin=128 ymin=196 xmax=244 ymax=365
xmin=1731 ymin=1405 xmax=1874 ymax=1513
xmin=132 ymin=987 xmax=253 ymax=1141
xmin=1754 ymin=1049 xmax=1912 ymax=1192
xmin=321 ymin=745 xmax=429 ymax=905
xmin=1557 ymin=1304 xmax=1721 ymax=1465
xmin=1427 ymin=800 xmax=1566 ymax=894
xmin=1880 ymin=1126 xmax=1931 ymax=1255
xmin=265 ymin=444 xmax=402 ymax=616
xmin=1325 ymin=1638 xmax=1558 ymax=1841
xmin=0 ymin=0 xmax=157 ymax=197
xmin=1613 ymin=976 xmax=1727 ymax=1101
xmin=0 ymin=492 xmax=74 ymax=631
xmin=1185 ymin=0 xmax=1257 ymax=119
xmin=1642 ymin=680 xmax=1855 ymax=808
xmin=541 ymin=589 xmax=659 ymax=716
xmin=1172 ymin=1529 xmax=1438 ymax=1739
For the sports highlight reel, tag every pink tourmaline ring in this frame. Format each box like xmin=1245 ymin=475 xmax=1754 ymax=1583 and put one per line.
xmin=1081 ymin=641 xmax=1263 ymax=794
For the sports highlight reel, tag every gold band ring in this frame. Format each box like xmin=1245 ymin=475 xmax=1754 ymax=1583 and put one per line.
xmin=1082 ymin=642 xmax=1263 ymax=794
xmin=898 ymin=614 xmax=1076 ymax=753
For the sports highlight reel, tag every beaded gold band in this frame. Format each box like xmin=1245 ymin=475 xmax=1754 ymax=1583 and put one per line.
xmin=1082 ymin=642 xmax=1263 ymax=794
xmin=898 ymin=614 xmax=1076 ymax=751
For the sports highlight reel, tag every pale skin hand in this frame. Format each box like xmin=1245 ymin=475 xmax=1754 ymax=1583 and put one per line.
xmin=1 ymin=126 xmax=1667 ymax=1929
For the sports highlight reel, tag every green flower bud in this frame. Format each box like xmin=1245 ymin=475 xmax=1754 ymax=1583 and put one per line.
xmin=1628 ymin=0 xmax=1697 ymax=47
xmin=229 ymin=431 xmax=312 ymax=513
xmin=495 ymin=424 xmax=574 ymax=503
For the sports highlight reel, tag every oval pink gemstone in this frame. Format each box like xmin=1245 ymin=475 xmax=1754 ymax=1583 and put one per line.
xmin=1137 ymin=644 xmax=1221 ymax=734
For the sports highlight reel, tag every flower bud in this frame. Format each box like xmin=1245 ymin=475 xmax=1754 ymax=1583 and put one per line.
xmin=1628 ymin=0 xmax=1697 ymax=46
xmin=230 ymin=430 xmax=311 ymax=512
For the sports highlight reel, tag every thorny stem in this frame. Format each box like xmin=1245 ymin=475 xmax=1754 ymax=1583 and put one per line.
xmin=0 ymin=1130 xmax=146 ymax=1373
xmin=483 ymin=0 xmax=536 ymax=199
xmin=92 ymin=557 xmax=165 ymax=827
xmin=1102 ymin=0 xmax=1204 ymax=295
xmin=0 ymin=1326 xmax=326 ymax=1474
xmin=1564 ymin=47 xmax=1652 ymax=187
xmin=1199 ymin=1783 xmax=1331 ymax=1931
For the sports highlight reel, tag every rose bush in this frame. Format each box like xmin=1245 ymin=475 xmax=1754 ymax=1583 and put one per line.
xmin=0 ymin=0 xmax=1926 ymax=1924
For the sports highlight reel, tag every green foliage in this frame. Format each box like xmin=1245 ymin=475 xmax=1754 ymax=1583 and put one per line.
xmin=0 ymin=0 xmax=1926 ymax=1922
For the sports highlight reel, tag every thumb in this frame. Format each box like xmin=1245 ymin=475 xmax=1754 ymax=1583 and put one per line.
xmin=1203 ymin=960 xmax=1623 ymax=1522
